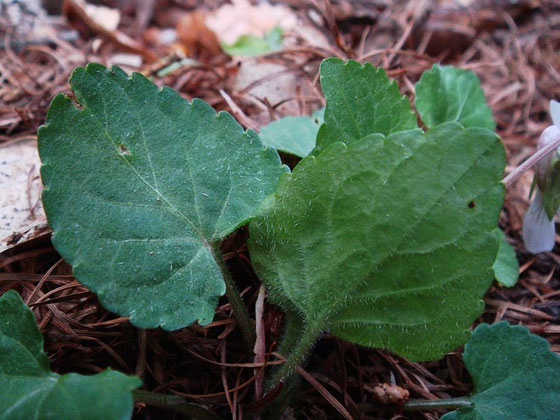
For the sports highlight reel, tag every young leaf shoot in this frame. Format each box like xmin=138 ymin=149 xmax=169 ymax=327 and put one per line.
xmin=414 ymin=64 xmax=495 ymax=131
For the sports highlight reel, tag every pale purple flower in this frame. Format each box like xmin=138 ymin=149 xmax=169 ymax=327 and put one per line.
xmin=522 ymin=100 xmax=560 ymax=253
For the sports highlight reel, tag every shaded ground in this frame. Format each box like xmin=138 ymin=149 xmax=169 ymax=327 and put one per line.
xmin=1 ymin=0 xmax=560 ymax=418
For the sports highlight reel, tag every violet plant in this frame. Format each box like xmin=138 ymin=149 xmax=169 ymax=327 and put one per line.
xmin=1 ymin=59 xmax=558 ymax=418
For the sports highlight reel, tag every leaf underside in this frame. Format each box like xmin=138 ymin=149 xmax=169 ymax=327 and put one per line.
xmin=442 ymin=322 xmax=560 ymax=419
xmin=249 ymin=122 xmax=505 ymax=361
xmin=38 ymin=64 xmax=286 ymax=330
xmin=313 ymin=58 xmax=417 ymax=155
xmin=259 ymin=108 xmax=324 ymax=157
xmin=0 ymin=291 xmax=141 ymax=420
xmin=415 ymin=64 xmax=495 ymax=131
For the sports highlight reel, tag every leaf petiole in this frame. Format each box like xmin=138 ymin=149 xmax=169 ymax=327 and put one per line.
xmin=212 ymin=244 xmax=256 ymax=349
xmin=268 ymin=315 xmax=324 ymax=387
xmin=402 ymin=397 xmax=474 ymax=411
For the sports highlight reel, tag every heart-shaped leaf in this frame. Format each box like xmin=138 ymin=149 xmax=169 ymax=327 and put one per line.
xmin=415 ymin=64 xmax=495 ymax=131
xmin=249 ymin=122 xmax=505 ymax=361
xmin=38 ymin=64 xmax=287 ymax=330
xmin=259 ymin=108 xmax=324 ymax=157
xmin=0 ymin=290 xmax=141 ymax=419
xmin=442 ymin=322 xmax=560 ymax=419
xmin=313 ymin=58 xmax=417 ymax=154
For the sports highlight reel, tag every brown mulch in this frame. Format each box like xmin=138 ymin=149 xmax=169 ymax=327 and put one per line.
xmin=1 ymin=0 xmax=560 ymax=419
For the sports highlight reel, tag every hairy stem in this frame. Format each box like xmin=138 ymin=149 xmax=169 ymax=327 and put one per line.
xmin=402 ymin=397 xmax=473 ymax=411
xmin=260 ymin=310 xmax=304 ymax=413
xmin=212 ymin=244 xmax=256 ymax=350
xmin=502 ymin=126 xmax=560 ymax=188
xmin=267 ymin=317 xmax=323 ymax=388
xmin=277 ymin=310 xmax=305 ymax=357
xmin=133 ymin=390 xmax=221 ymax=420
xmin=259 ymin=313 xmax=320 ymax=417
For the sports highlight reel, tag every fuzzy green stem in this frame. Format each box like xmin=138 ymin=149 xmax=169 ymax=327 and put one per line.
xmin=260 ymin=314 xmax=320 ymax=417
xmin=402 ymin=397 xmax=473 ymax=411
xmin=260 ymin=310 xmax=304 ymax=413
xmin=268 ymin=317 xmax=323 ymax=388
xmin=276 ymin=310 xmax=305 ymax=357
xmin=133 ymin=390 xmax=221 ymax=420
xmin=212 ymin=244 xmax=255 ymax=349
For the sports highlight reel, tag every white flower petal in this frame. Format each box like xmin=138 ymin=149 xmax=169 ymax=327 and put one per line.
xmin=523 ymin=189 xmax=556 ymax=253
xmin=550 ymin=100 xmax=560 ymax=127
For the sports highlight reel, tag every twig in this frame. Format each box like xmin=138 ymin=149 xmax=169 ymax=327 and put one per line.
xmin=219 ymin=89 xmax=259 ymax=130
xmin=502 ymin=126 xmax=560 ymax=187
xmin=221 ymin=340 xmax=234 ymax=413
xmin=254 ymin=285 xmax=266 ymax=400
xmin=296 ymin=366 xmax=353 ymax=420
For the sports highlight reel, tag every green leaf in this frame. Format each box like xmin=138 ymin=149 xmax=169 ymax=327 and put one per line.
xmin=492 ymin=229 xmax=519 ymax=287
xmin=38 ymin=64 xmax=286 ymax=330
xmin=415 ymin=64 xmax=495 ymax=131
xmin=313 ymin=58 xmax=417 ymax=155
xmin=442 ymin=322 xmax=560 ymax=420
xmin=541 ymin=158 xmax=560 ymax=220
xmin=249 ymin=122 xmax=505 ymax=361
xmin=222 ymin=27 xmax=283 ymax=56
xmin=0 ymin=290 xmax=141 ymax=419
xmin=259 ymin=108 xmax=324 ymax=157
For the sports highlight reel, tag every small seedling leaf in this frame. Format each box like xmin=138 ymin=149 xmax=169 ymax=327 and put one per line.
xmin=415 ymin=64 xmax=495 ymax=131
xmin=492 ymin=229 xmax=519 ymax=287
xmin=250 ymin=122 xmax=505 ymax=361
xmin=259 ymin=108 xmax=324 ymax=157
xmin=313 ymin=58 xmax=417 ymax=155
xmin=38 ymin=64 xmax=286 ymax=330
xmin=0 ymin=290 xmax=141 ymax=419
xmin=222 ymin=27 xmax=283 ymax=56
xmin=442 ymin=322 xmax=560 ymax=419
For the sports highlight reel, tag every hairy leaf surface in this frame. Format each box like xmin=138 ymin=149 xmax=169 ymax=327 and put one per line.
xmin=415 ymin=65 xmax=495 ymax=130
xmin=38 ymin=64 xmax=286 ymax=330
xmin=313 ymin=58 xmax=417 ymax=154
xmin=492 ymin=229 xmax=519 ymax=287
xmin=442 ymin=322 xmax=560 ymax=419
xmin=250 ymin=123 xmax=505 ymax=360
xmin=259 ymin=108 xmax=324 ymax=157
xmin=0 ymin=291 xmax=141 ymax=419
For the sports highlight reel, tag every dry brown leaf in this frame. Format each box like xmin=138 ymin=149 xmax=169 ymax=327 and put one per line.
xmin=62 ymin=0 xmax=158 ymax=62
xmin=176 ymin=11 xmax=221 ymax=58
xmin=205 ymin=0 xmax=297 ymax=45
